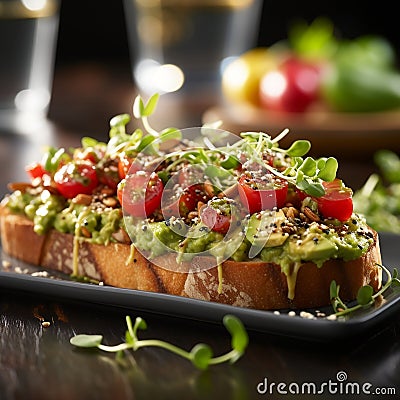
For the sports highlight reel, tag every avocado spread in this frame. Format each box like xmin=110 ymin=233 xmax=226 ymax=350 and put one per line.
xmin=126 ymin=208 xmax=372 ymax=267
xmin=5 ymin=189 xmax=123 ymax=245
xmin=5 ymin=189 xmax=373 ymax=278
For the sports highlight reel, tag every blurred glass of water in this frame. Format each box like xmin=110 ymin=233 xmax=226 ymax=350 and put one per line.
xmin=0 ymin=0 xmax=59 ymax=127
xmin=124 ymin=0 xmax=262 ymax=100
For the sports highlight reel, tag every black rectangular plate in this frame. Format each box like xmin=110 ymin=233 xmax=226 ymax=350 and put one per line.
xmin=1 ymin=232 xmax=399 ymax=342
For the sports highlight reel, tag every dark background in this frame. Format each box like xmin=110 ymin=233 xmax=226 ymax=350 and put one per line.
xmin=54 ymin=1 xmax=400 ymax=70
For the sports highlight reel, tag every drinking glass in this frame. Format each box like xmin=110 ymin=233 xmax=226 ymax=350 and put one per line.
xmin=124 ymin=0 xmax=262 ymax=124
xmin=0 ymin=0 xmax=60 ymax=129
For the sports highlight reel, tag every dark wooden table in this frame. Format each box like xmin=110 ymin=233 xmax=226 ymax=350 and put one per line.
xmin=0 ymin=64 xmax=399 ymax=400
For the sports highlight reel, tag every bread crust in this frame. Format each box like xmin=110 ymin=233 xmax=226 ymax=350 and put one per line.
xmin=0 ymin=209 xmax=382 ymax=310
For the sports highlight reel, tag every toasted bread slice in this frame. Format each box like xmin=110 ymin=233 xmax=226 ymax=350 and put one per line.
xmin=0 ymin=210 xmax=382 ymax=310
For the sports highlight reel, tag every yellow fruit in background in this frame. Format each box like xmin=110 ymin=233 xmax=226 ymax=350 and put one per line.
xmin=222 ymin=47 xmax=278 ymax=106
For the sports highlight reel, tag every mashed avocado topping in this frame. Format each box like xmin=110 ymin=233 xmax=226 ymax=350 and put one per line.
xmin=5 ymin=189 xmax=123 ymax=245
xmin=125 ymin=208 xmax=372 ymax=270
xmin=7 ymin=189 xmax=65 ymax=235
xmin=126 ymin=217 xmax=250 ymax=263
xmin=257 ymin=211 xmax=373 ymax=298
xmin=259 ymin=213 xmax=372 ymax=269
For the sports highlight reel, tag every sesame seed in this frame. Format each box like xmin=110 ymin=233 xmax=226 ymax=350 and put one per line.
xmin=300 ymin=311 xmax=315 ymax=320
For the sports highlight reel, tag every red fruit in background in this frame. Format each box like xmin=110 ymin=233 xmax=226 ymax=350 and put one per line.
xmin=259 ymin=57 xmax=321 ymax=113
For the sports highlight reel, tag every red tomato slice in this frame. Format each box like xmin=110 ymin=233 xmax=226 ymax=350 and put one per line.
xmin=118 ymin=154 xmax=139 ymax=179
xmin=317 ymin=179 xmax=353 ymax=221
xmin=200 ymin=203 xmax=231 ymax=234
xmin=162 ymin=166 xmax=210 ymax=219
xmin=180 ymin=184 xmax=205 ymax=213
xmin=98 ymin=168 xmax=120 ymax=191
xmin=120 ymin=171 xmax=163 ymax=217
xmin=238 ymin=173 xmax=288 ymax=214
xmin=74 ymin=147 xmax=103 ymax=164
xmin=54 ymin=162 xmax=98 ymax=199
xmin=25 ymin=162 xmax=46 ymax=180
xmin=95 ymin=158 xmax=120 ymax=191
xmin=165 ymin=184 xmax=209 ymax=218
xmin=178 ymin=166 xmax=212 ymax=214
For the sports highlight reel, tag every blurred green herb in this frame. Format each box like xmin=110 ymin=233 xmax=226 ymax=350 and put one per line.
xmin=289 ymin=16 xmax=338 ymax=60
xmin=330 ymin=264 xmax=400 ymax=317
xmin=70 ymin=314 xmax=248 ymax=370
xmin=321 ymin=35 xmax=400 ymax=112
xmin=353 ymin=150 xmax=400 ymax=233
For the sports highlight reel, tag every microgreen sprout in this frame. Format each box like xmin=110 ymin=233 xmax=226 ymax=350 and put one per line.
xmin=282 ymin=155 xmax=338 ymax=197
xmin=133 ymin=93 xmax=160 ymax=136
xmin=106 ymin=94 xmax=182 ymax=157
xmin=133 ymin=93 xmax=182 ymax=141
xmin=70 ymin=314 xmax=249 ymax=370
xmin=107 ymin=93 xmax=339 ymax=197
xmin=330 ymin=265 xmax=400 ymax=317
xmin=41 ymin=147 xmax=71 ymax=174
xmin=239 ymin=129 xmax=338 ymax=197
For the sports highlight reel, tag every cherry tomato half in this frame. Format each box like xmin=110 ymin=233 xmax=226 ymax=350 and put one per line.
xmin=25 ymin=162 xmax=46 ymax=180
xmin=181 ymin=184 xmax=209 ymax=213
xmin=238 ymin=173 xmax=288 ymax=214
xmin=73 ymin=147 xmax=103 ymax=165
xmin=98 ymin=166 xmax=120 ymax=191
xmin=162 ymin=165 xmax=210 ymax=220
xmin=316 ymin=179 xmax=353 ymax=222
xmin=54 ymin=162 xmax=99 ymax=199
xmin=177 ymin=167 xmax=210 ymax=213
xmin=118 ymin=154 xmax=139 ymax=180
xmin=200 ymin=201 xmax=232 ymax=234
xmin=120 ymin=171 xmax=163 ymax=218
xmin=164 ymin=183 xmax=209 ymax=220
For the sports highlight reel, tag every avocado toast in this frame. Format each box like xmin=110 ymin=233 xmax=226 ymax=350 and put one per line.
xmin=0 ymin=94 xmax=382 ymax=310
